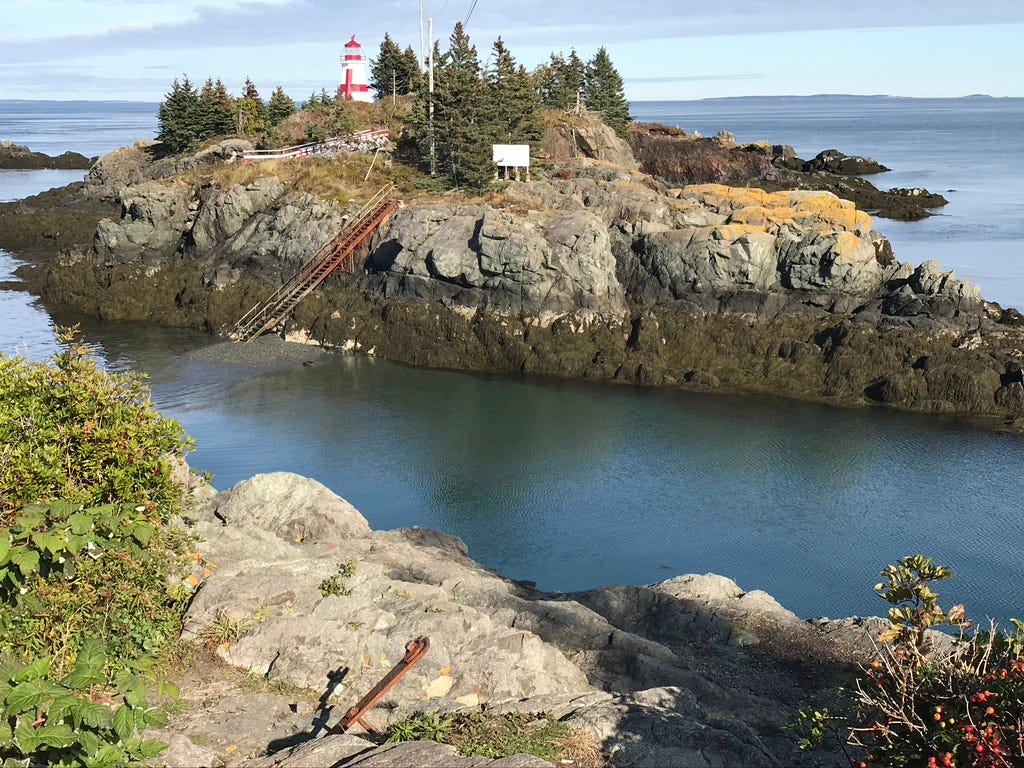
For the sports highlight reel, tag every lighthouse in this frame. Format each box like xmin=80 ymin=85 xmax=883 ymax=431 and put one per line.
xmin=339 ymin=35 xmax=373 ymax=102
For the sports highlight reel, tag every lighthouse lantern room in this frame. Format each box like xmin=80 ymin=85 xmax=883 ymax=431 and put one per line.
xmin=340 ymin=35 xmax=373 ymax=102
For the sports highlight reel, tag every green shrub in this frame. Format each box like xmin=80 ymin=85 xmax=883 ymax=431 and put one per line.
xmin=0 ymin=639 xmax=172 ymax=767
xmin=795 ymin=555 xmax=1024 ymax=768
xmin=0 ymin=327 xmax=197 ymax=765
xmin=0 ymin=326 xmax=193 ymax=521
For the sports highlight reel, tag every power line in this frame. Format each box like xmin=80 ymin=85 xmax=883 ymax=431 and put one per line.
xmin=463 ymin=0 xmax=479 ymax=26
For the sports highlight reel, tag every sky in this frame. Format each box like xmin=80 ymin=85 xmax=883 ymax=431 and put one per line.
xmin=1 ymin=0 xmax=1023 ymax=102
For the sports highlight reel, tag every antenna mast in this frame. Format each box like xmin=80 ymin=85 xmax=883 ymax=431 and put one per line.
xmin=419 ymin=0 xmax=425 ymax=66
xmin=428 ymin=17 xmax=436 ymax=176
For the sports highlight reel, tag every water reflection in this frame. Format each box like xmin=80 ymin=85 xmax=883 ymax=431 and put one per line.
xmin=3 ymin=283 xmax=1022 ymax=626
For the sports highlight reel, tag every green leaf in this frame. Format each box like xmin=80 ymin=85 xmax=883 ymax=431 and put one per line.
xmin=9 ymin=548 xmax=39 ymax=577
xmin=112 ymin=704 xmax=135 ymax=741
xmin=123 ymin=682 xmax=148 ymax=709
xmin=62 ymin=665 xmax=105 ymax=691
xmin=158 ymin=681 xmax=179 ymax=701
xmin=137 ymin=738 xmax=169 ymax=759
xmin=77 ymin=728 xmax=102 ymax=756
xmin=69 ymin=513 xmax=93 ymax=535
xmin=13 ymin=718 xmax=41 ymax=753
xmin=78 ymin=700 xmax=113 ymax=729
xmin=48 ymin=500 xmax=79 ymax=521
xmin=90 ymin=742 xmax=128 ymax=767
xmin=130 ymin=523 xmax=155 ymax=546
xmin=0 ymin=534 xmax=10 ymax=565
xmin=4 ymin=680 xmax=47 ymax=714
xmin=36 ymin=723 xmax=76 ymax=748
xmin=144 ymin=708 xmax=170 ymax=729
xmin=31 ymin=531 xmax=64 ymax=556
xmin=12 ymin=656 xmax=50 ymax=683
xmin=76 ymin=637 xmax=107 ymax=670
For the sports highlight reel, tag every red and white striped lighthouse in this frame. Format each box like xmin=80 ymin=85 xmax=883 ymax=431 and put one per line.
xmin=339 ymin=35 xmax=373 ymax=102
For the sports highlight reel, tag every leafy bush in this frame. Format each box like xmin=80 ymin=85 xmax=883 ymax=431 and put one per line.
xmin=796 ymin=555 xmax=1024 ymax=768
xmin=0 ymin=326 xmax=193 ymax=521
xmin=0 ymin=328 xmax=197 ymax=765
xmin=0 ymin=639 xmax=172 ymax=767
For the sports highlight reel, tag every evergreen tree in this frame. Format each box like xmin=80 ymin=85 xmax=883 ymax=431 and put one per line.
xmin=371 ymin=35 xmax=425 ymax=100
xmin=197 ymin=77 xmax=234 ymax=139
xmin=432 ymin=23 xmax=493 ymax=188
xmin=267 ymin=86 xmax=296 ymax=126
xmin=370 ymin=33 xmax=402 ymax=100
xmin=400 ymin=46 xmax=424 ymax=92
xmin=583 ymin=47 xmax=632 ymax=137
xmin=536 ymin=50 xmax=586 ymax=111
xmin=157 ymin=76 xmax=202 ymax=152
xmin=232 ymin=78 xmax=268 ymax=137
xmin=485 ymin=38 xmax=544 ymax=150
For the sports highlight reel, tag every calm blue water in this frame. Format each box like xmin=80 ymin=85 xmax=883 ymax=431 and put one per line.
xmin=2 ymin=98 xmax=1022 ymax=625
xmin=632 ymin=96 xmax=1024 ymax=309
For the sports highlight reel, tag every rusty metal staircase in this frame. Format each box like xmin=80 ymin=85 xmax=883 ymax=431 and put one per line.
xmin=231 ymin=184 xmax=399 ymax=343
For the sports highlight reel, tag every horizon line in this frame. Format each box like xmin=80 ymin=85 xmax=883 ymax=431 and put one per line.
xmin=1 ymin=93 xmax=1022 ymax=106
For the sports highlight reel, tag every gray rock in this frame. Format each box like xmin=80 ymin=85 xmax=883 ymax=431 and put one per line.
xmin=174 ymin=473 xmax=865 ymax=768
xmin=201 ymin=472 xmax=372 ymax=544
xmin=372 ymin=204 xmax=628 ymax=322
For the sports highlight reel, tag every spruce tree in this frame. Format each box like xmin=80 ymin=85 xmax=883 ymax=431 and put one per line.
xmin=370 ymin=33 xmax=404 ymax=100
xmin=583 ymin=47 xmax=632 ymax=137
xmin=432 ymin=23 xmax=493 ymax=188
xmin=485 ymin=38 xmax=544 ymax=150
xmin=537 ymin=50 xmax=587 ymax=111
xmin=267 ymin=86 xmax=297 ymax=126
xmin=232 ymin=78 xmax=268 ymax=137
xmin=399 ymin=46 xmax=424 ymax=93
xmin=157 ymin=76 xmax=202 ymax=152
xmin=197 ymin=77 xmax=234 ymax=139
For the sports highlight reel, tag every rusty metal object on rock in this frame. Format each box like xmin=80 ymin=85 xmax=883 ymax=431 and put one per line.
xmin=331 ymin=636 xmax=430 ymax=734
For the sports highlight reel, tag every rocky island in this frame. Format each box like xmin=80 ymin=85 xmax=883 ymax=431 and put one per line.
xmin=2 ymin=112 xmax=1022 ymax=433
xmin=0 ymin=140 xmax=93 ymax=170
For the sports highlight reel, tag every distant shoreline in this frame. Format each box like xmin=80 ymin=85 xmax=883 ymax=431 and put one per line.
xmin=1 ymin=94 xmax=1021 ymax=107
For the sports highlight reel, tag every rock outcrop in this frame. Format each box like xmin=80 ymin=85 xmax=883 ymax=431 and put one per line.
xmin=163 ymin=472 xmax=867 ymax=767
xmin=541 ymin=113 xmax=638 ymax=170
xmin=802 ymin=149 xmax=889 ymax=175
xmin=0 ymin=141 xmax=92 ymax=170
xmin=628 ymin=124 xmax=947 ymax=221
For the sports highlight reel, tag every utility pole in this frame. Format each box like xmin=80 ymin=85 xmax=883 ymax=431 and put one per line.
xmin=419 ymin=0 xmax=425 ymax=68
xmin=428 ymin=17 xmax=436 ymax=176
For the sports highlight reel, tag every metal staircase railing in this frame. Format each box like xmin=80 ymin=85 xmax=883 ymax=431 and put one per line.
xmin=230 ymin=184 xmax=398 ymax=343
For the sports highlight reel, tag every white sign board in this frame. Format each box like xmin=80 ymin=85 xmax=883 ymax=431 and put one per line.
xmin=492 ymin=144 xmax=530 ymax=168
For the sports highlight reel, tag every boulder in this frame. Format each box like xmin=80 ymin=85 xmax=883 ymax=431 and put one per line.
xmin=371 ymin=204 xmax=629 ymax=322
xmin=804 ymin=149 xmax=889 ymax=175
xmin=542 ymin=113 xmax=637 ymax=170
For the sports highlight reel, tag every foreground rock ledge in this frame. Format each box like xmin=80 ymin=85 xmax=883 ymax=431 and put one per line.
xmin=167 ymin=472 xmax=884 ymax=767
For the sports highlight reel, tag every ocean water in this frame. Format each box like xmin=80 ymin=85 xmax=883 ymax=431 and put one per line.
xmin=632 ymin=96 xmax=1024 ymax=309
xmin=0 ymin=100 xmax=158 ymax=203
xmin=1 ymin=98 xmax=1022 ymax=624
